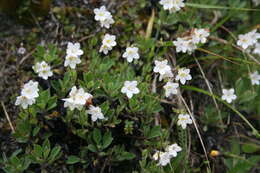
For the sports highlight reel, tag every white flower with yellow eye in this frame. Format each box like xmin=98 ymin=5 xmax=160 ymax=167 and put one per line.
xmin=33 ymin=61 xmax=53 ymax=80
xmin=64 ymin=54 xmax=81 ymax=69
xmin=192 ymin=28 xmax=210 ymax=44
xmin=221 ymin=88 xmax=237 ymax=103
xmin=94 ymin=6 xmax=114 ymax=28
xmin=163 ymin=82 xmax=179 ymax=97
xmin=166 ymin=143 xmax=182 ymax=157
xmin=176 ymin=68 xmax=192 ymax=85
xmin=66 ymin=42 xmax=83 ymax=57
xmin=15 ymin=96 xmax=36 ymax=109
xmin=21 ymin=80 xmax=39 ymax=99
xmin=63 ymin=86 xmax=92 ymax=111
xmin=86 ymin=105 xmax=105 ymax=122
xmin=121 ymin=81 xmax=140 ymax=99
xmin=153 ymin=60 xmax=171 ymax=75
xmin=122 ymin=47 xmax=140 ymax=63
xmin=177 ymin=114 xmax=192 ymax=129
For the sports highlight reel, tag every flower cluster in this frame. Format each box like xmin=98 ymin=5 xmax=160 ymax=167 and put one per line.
xmin=153 ymin=60 xmax=173 ymax=81
xmin=99 ymin=34 xmax=117 ymax=54
xmin=177 ymin=114 xmax=192 ymax=129
xmin=173 ymin=28 xmax=210 ymax=54
xmin=62 ymin=86 xmax=106 ymax=122
xmin=64 ymin=42 xmax=84 ymax=69
xmin=15 ymin=80 xmax=39 ymax=109
xmin=62 ymin=86 xmax=93 ymax=111
xmin=153 ymin=143 xmax=182 ymax=166
xmin=33 ymin=61 xmax=53 ymax=80
xmin=237 ymin=29 xmax=260 ymax=50
xmin=94 ymin=6 xmax=114 ymax=29
xmin=153 ymin=59 xmax=192 ymax=97
xmin=159 ymin=0 xmax=185 ymax=13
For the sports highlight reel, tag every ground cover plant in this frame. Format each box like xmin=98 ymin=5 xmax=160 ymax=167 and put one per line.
xmin=0 ymin=0 xmax=260 ymax=172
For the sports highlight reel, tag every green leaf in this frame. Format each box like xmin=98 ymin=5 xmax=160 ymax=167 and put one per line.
xmin=10 ymin=156 xmax=20 ymax=165
xmin=37 ymin=90 xmax=50 ymax=110
xmin=117 ymin=152 xmax=135 ymax=161
xmin=47 ymin=96 xmax=57 ymax=111
xmin=33 ymin=144 xmax=43 ymax=159
xmin=66 ymin=155 xmax=81 ymax=164
xmin=43 ymin=139 xmax=51 ymax=159
xmin=147 ymin=126 xmax=162 ymax=139
xmin=242 ymin=143 xmax=260 ymax=153
xmin=88 ymin=144 xmax=98 ymax=152
xmin=102 ymin=132 xmax=113 ymax=149
xmin=93 ymin=128 xmax=102 ymax=145
xmin=32 ymin=127 xmax=41 ymax=137
xmin=238 ymin=90 xmax=257 ymax=104
xmin=48 ymin=146 xmax=62 ymax=163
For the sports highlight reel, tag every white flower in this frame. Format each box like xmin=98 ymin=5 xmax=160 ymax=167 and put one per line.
xmin=159 ymin=70 xmax=174 ymax=81
xmin=166 ymin=143 xmax=182 ymax=157
xmin=221 ymin=88 xmax=237 ymax=103
xmin=153 ymin=151 xmax=171 ymax=166
xmin=153 ymin=60 xmax=171 ymax=75
xmin=21 ymin=80 xmax=39 ymax=99
xmin=100 ymin=17 xmax=114 ymax=29
xmin=159 ymin=0 xmax=185 ymax=13
xmin=237 ymin=30 xmax=260 ymax=50
xmin=99 ymin=44 xmax=112 ymax=55
xmin=192 ymin=28 xmax=210 ymax=44
xmin=94 ymin=6 xmax=110 ymax=21
xmin=173 ymin=37 xmax=197 ymax=53
xmin=63 ymin=86 xmax=93 ymax=111
xmin=122 ymin=47 xmax=140 ymax=63
xmin=121 ymin=81 xmax=140 ymax=98
xmin=64 ymin=54 xmax=81 ymax=69
xmin=100 ymin=34 xmax=117 ymax=54
xmin=159 ymin=0 xmax=174 ymax=11
xmin=163 ymin=82 xmax=179 ymax=97
xmin=33 ymin=61 xmax=53 ymax=80
xmin=66 ymin=42 xmax=84 ymax=57
xmin=152 ymin=151 xmax=163 ymax=161
xmin=153 ymin=143 xmax=182 ymax=166
xmin=177 ymin=114 xmax=192 ymax=129
xmin=157 ymin=152 xmax=171 ymax=166
xmin=250 ymin=71 xmax=260 ymax=85
xmin=102 ymin=34 xmax=117 ymax=47
xmin=253 ymin=42 xmax=260 ymax=55
xmin=17 ymin=47 xmax=26 ymax=55
xmin=86 ymin=105 xmax=105 ymax=122
xmin=176 ymin=68 xmax=192 ymax=85
xmin=15 ymin=80 xmax=39 ymax=109
xmin=94 ymin=6 xmax=114 ymax=28
xmin=74 ymin=88 xmax=92 ymax=105
xmin=15 ymin=96 xmax=36 ymax=109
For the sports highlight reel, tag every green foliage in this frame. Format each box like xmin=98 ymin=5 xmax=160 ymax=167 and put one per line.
xmin=3 ymin=0 xmax=260 ymax=172
xmin=1 ymin=150 xmax=31 ymax=173
xmin=28 ymin=139 xmax=62 ymax=165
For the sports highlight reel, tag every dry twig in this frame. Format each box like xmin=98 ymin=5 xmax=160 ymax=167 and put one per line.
xmin=1 ymin=101 xmax=15 ymax=133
